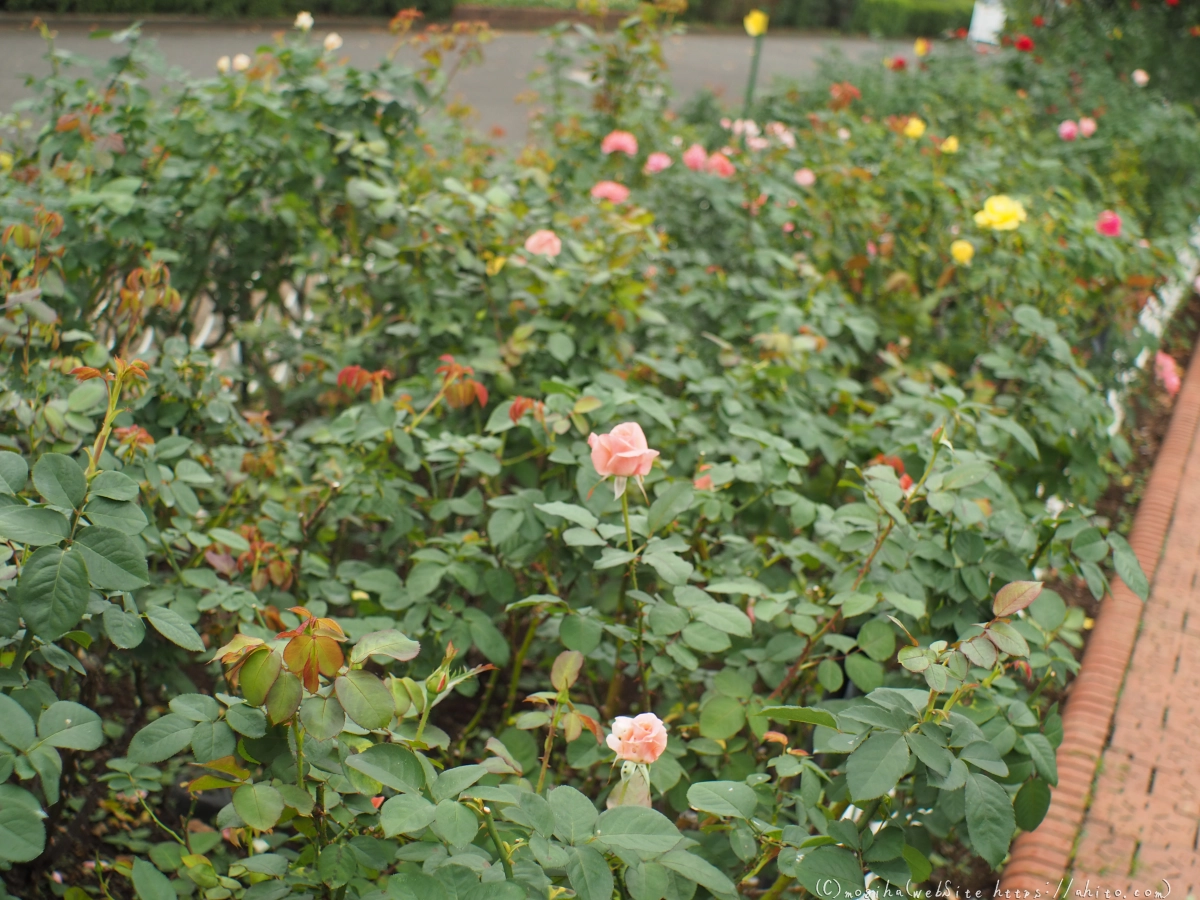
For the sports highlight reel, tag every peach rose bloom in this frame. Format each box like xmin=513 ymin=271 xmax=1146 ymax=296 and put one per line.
xmin=591 ymin=181 xmax=630 ymax=203
xmin=794 ymin=167 xmax=816 ymax=187
xmin=1078 ymin=116 xmax=1097 ymax=137
xmin=643 ymin=152 xmax=673 ymax=174
xmin=607 ymin=713 xmax=668 ymax=764
xmin=705 ymin=153 xmax=735 ymax=178
xmin=1156 ymin=351 xmax=1182 ymax=398
xmin=523 ymin=229 xmax=562 ymax=258
xmin=682 ymin=143 xmax=708 ymax=172
xmin=588 ymin=422 xmax=658 ymax=479
xmin=601 ymin=130 xmax=639 ymax=156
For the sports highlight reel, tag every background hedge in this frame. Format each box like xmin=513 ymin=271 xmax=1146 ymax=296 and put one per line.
xmin=3 ymin=0 xmax=974 ymax=34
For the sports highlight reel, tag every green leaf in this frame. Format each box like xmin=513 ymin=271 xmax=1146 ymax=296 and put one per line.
xmin=191 ymin=721 xmax=237 ymax=763
xmin=0 ymin=694 xmax=36 ymax=750
xmin=128 ymin=713 xmax=196 ymax=763
xmin=534 ymin=501 xmax=598 ymax=530
xmin=1013 ymin=778 xmax=1052 ymax=831
xmin=549 ymin=784 xmax=598 ymax=844
xmin=758 ymin=706 xmax=838 ymax=729
xmin=38 ymin=701 xmax=102 ymax=750
xmin=345 ymin=744 xmax=424 ymax=793
xmin=209 ymin=527 xmax=251 ymax=552
xmin=648 ymin=483 xmax=694 ymax=533
xmin=0 ymin=804 xmax=45 ymax=863
xmin=103 ymin=604 xmax=145 ymax=648
xmin=659 ymin=849 xmax=737 ymax=896
xmin=349 ymin=629 xmax=420 ymax=665
xmin=225 ymin=703 xmax=267 ymax=738
xmin=146 ymin=606 xmax=205 ymax=652
xmin=170 ymin=694 xmax=220 ymax=722
xmin=132 ymin=857 xmax=176 ymax=900
xmin=74 ymin=525 xmax=150 ymax=590
xmin=82 ymin=497 xmax=147 ymax=535
xmin=33 ymin=454 xmax=86 ymax=509
xmin=265 ymin=671 xmax=302 ymax=725
xmin=0 ymin=506 xmax=70 ymax=546
xmin=234 ymin=783 xmax=285 ymax=831
xmin=940 ymin=462 xmax=992 ymax=490
xmin=334 ymin=671 xmax=394 ymax=730
xmin=992 ymin=417 xmax=1040 ymax=460
xmin=847 ymin=732 xmax=910 ymax=801
xmin=699 ymin=695 xmax=745 ymax=740
xmin=960 ymin=740 xmax=1009 ymax=777
xmin=89 ymin=470 xmax=139 ymax=502
xmin=380 ymin=794 xmax=436 ymax=837
xmin=566 ymin=845 xmax=614 ymax=900
xmin=643 ymin=551 xmax=693 ymax=586
xmin=905 ymin=732 xmax=954 ymax=776
xmin=792 ymin=845 xmax=866 ymax=899
xmin=318 ymin=844 xmax=357 ymax=888
xmin=300 ymin=696 xmax=345 ymax=742
xmin=965 ymin=772 xmax=1016 ymax=868
xmin=844 ymin=654 xmax=885 ymax=692
xmin=431 ymin=799 xmax=478 ymax=847
xmin=0 ymin=451 xmax=28 ymax=495
xmin=594 ymin=806 xmax=683 ymax=853
xmin=694 ymin=602 xmax=753 ymax=637
xmin=15 ymin=546 xmax=90 ymax=639
xmin=992 ymin=581 xmax=1043 ymax=618
xmin=1022 ymin=732 xmax=1058 ymax=786
xmin=433 ymin=765 xmax=488 ymax=803
xmin=686 ymin=780 xmax=758 ymax=819
xmin=985 ymin=621 xmax=1029 ymax=658
xmin=856 ymin=619 xmax=896 ymax=662
xmin=1108 ymin=533 xmax=1149 ymax=601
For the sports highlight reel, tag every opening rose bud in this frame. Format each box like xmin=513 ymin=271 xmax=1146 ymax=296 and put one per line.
xmin=588 ymin=422 xmax=659 ymax=498
xmin=606 ymin=713 xmax=668 ymax=764
xmin=601 ymin=130 xmax=638 ymax=156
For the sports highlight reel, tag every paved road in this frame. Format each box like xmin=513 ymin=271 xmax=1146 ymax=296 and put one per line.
xmin=0 ymin=21 xmax=896 ymax=141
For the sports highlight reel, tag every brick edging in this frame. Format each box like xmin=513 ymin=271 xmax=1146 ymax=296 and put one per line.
xmin=1000 ymin=340 xmax=1200 ymax=892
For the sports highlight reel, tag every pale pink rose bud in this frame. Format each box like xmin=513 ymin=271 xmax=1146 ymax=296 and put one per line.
xmin=588 ymin=422 xmax=659 ymax=479
xmin=683 ymin=143 xmax=708 ymax=171
xmin=1057 ymin=119 xmax=1078 ymax=141
xmin=524 ymin=229 xmax=562 ymax=258
xmin=1095 ymin=210 xmax=1122 ymax=237
xmin=705 ymin=153 xmax=736 ymax=178
xmin=747 ymin=136 xmax=770 ymax=151
xmin=601 ymin=130 xmax=639 ymax=156
xmin=794 ymin=167 xmax=816 ymax=187
xmin=606 ymin=713 xmax=668 ymax=764
xmin=1078 ymin=116 xmax=1097 ymax=137
xmin=643 ymin=152 xmax=673 ymax=174
xmin=591 ymin=180 xmax=630 ymax=203
xmin=1132 ymin=69 xmax=1149 ymax=87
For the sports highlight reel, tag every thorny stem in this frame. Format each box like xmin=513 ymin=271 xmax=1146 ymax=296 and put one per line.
xmin=503 ymin=614 xmax=543 ymax=721
xmin=139 ymin=794 xmax=186 ymax=847
xmin=481 ymin=804 xmax=515 ymax=880
xmin=406 ymin=382 xmax=449 ymax=433
xmin=536 ymin=698 xmax=566 ymax=794
xmin=622 ymin=490 xmax=648 ymax=709
xmin=414 ymin=692 xmax=434 ymax=744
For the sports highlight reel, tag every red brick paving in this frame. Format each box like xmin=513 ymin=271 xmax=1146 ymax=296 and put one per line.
xmin=1001 ymin=341 xmax=1200 ymax=896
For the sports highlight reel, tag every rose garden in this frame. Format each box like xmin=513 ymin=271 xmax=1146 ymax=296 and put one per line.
xmin=0 ymin=1 xmax=1198 ymax=898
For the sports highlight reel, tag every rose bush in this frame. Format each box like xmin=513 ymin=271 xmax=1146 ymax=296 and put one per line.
xmin=0 ymin=8 xmax=1192 ymax=899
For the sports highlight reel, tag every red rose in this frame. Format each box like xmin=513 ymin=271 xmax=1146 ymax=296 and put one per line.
xmin=1032 ymin=15 xmax=1045 ymax=26
xmin=1014 ymin=34 xmax=1035 ymax=51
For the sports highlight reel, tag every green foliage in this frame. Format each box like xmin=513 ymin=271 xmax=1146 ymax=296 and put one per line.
xmin=850 ymin=0 xmax=974 ymax=37
xmin=0 ymin=9 xmax=1186 ymax=897
xmin=4 ymin=0 xmax=454 ymax=22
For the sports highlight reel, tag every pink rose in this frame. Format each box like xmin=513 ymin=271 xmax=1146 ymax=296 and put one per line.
xmin=705 ymin=153 xmax=736 ymax=178
xmin=783 ymin=221 xmax=795 ymax=233
xmin=1095 ymin=210 xmax=1122 ymax=237
xmin=1156 ymin=351 xmax=1182 ymax=398
xmin=747 ymin=136 xmax=770 ymax=151
xmin=1132 ymin=69 xmax=1149 ymax=87
xmin=1079 ymin=116 xmax=1097 ymax=137
xmin=591 ymin=180 xmax=630 ymax=203
xmin=794 ymin=167 xmax=816 ymax=187
xmin=643 ymin=152 xmax=673 ymax=174
xmin=601 ymin=130 xmax=639 ymax=156
xmin=683 ymin=143 xmax=708 ymax=172
xmin=1057 ymin=119 xmax=1078 ymax=141
xmin=606 ymin=713 xmax=668 ymax=764
xmin=524 ymin=229 xmax=562 ymax=258
xmin=588 ymin=422 xmax=659 ymax=479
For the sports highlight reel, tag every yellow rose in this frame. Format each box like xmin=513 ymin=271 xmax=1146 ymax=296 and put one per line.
xmin=973 ymin=194 xmax=1027 ymax=231
xmin=950 ymin=239 xmax=974 ymax=264
xmin=940 ymin=135 xmax=959 ymax=154
xmin=903 ymin=117 xmax=926 ymax=139
xmin=914 ymin=37 xmax=931 ymax=57
xmin=744 ymin=9 xmax=768 ymax=37
xmin=0 ymin=153 xmax=12 ymax=174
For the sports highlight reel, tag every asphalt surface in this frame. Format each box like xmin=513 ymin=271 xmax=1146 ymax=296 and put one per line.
xmin=0 ymin=21 xmax=896 ymax=141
